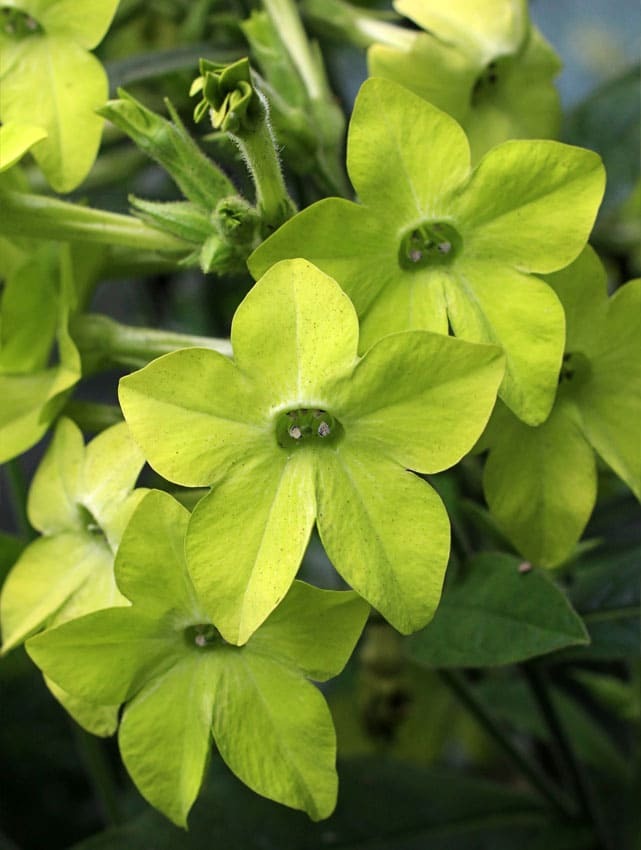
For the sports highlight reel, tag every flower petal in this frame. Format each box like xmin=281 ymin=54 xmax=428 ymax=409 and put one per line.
xmin=186 ymin=449 xmax=316 ymax=645
xmin=315 ymin=446 xmax=450 ymax=634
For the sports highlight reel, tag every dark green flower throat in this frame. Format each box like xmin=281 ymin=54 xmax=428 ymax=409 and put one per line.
xmin=185 ymin=624 xmax=227 ymax=649
xmin=275 ymin=408 xmax=342 ymax=448
xmin=399 ymin=221 xmax=462 ymax=270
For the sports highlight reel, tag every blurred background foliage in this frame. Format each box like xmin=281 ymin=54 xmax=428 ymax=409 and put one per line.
xmin=0 ymin=1 xmax=639 ymax=848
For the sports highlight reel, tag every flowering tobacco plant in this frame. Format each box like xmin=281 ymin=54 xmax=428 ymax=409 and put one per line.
xmin=250 ymin=78 xmax=605 ymax=425
xmin=0 ymin=1 xmax=639 ymax=847
xmin=119 ymin=259 xmax=504 ymax=643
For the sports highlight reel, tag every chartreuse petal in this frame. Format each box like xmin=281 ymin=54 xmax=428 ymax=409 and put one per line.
xmin=0 ymin=368 xmax=77 ymax=464
xmin=464 ymin=27 xmax=561 ymax=162
xmin=331 ymin=331 xmax=504 ymax=473
xmin=115 ymin=490 xmax=200 ymax=619
xmin=315 ymin=446 xmax=450 ymax=634
xmin=0 ymin=533 xmax=111 ymax=652
xmin=45 ymin=676 xmax=119 ymax=738
xmin=27 ymin=417 xmax=85 ymax=534
xmin=576 ymin=279 xmax=641 ymax=500
xmin=213 ymin=653 xmax=338 ymax=821
xmin=231 ymin=259 xmax=358 ymax=405
xmin=483 ymin=400 xmax=597 ymax=567
xmin=395 ymin=0 xmax=528 ymax=62
xmin=81 ymin=422 xmax=146 ymax=549
xmin=248 ymin=199 xmax=403 ymax=322
xmin=543 ymin=245 xmax=608 ymax=354
xmin=0 ymin=122 xmax=47 ymax=171
xmin=119 ymin=657 xmax=217 ymax=827
xmin=0 ymin=36 xmax=108 ymax=192
xmin=247 ymin=581 xmax=369 ymax=682
xmin=187 ymin=450 xmax=316 ymax=646
xmin=454 ymin=139 xmax=605 ymax=273
xmin=347 ymin=78 xmax=471 ymax=222
xmin=119 ymin=348 xmax=268 ymax=487
xmin=444 ymin=261 xmax=565 ymax=424
xmin=368 ymin=34 xmax=474 ymax=127
xmin=14 ymin=0 xmax=120 ymax=49
xmin=26 ymin=608 xmax=178 ymax=705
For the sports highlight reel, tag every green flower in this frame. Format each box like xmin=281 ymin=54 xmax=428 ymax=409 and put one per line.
xmin=368 ymin=0 xmax=561 ymax=161
xmin=119 ymin=259 xmax=504 ymax=644
xmin=27 ymin=489 xmax=370 ymax=825
xmin=249 ymin=77 xmax=605 ymax=425
xmin=191 ymin=57 xmax=261 ymax=133
xmin=482 ymin=247 xmax=641 ymax=567
xmin=0 ymin=241 xmax=81 ymax=462
xmin=0 ymin=417 xmax=147 ymax=734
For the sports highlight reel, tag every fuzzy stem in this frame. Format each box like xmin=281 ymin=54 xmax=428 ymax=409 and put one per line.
xmin=0 ymin=191 xmax=191 ymax=254
xmin=71 ymin=314 xmax=232 ymax=372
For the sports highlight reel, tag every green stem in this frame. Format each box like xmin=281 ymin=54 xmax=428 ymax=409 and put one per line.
xmin=73 ymin=726 xmax=122 ymax=827
xmin=301 ymin=0 xmax=413 ymax=50
xmin=439 ymin=669 xmax=574 ymax=818
xmin=0 ymin=191 xmax=191 ymax=254
xmin=521 ymin=664 xmax=612 ymax=850
xmin=234 ymin=119 xmax=296 ymax=231
xmin=5 ymin=459 xmax=32 ymax=540
xmin=71 ymin=314 xmax=232 ymax=372
xmin=262 ymin=0 xmax=326 ymax=100
xmin=63 ymin=401 xmax=124 ymax=433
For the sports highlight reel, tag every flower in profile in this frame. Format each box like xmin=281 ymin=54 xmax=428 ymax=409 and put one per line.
xmin=482 ymin=247 xmax=641 ymax=566
xmin=250 ymin=77 xmax=605 ymax=425
xmin=119 ymin=258 xmax=504 ymax=645
xmin=1 ymin=418 xmax=146 ymax=734
xmin=27 ymin=489 xmax=370 ymax=825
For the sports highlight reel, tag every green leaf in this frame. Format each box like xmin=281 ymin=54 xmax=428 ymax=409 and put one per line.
xmin=316 ymin=446 xmax=450 ymax=634
xmin=395 ymin=0 xmax=529 ymax=61
xmin=10 ymin=0 xmax=119 ymax=49
xmin=69 ymin=757 xmax=549 ymax=850
xmin=248 ymin=582 xmax=369 ymax=682
xmin=118 ymin=348 xmax=267 ymax=488
xmin=0 ymin=533 xmax=112 ymax=653
xmin=453 ymin=140 xmax=605 ymax=274
xmin=26 ymin=608 xmax=177 ymax=705
xmin=231 ymin=259 xmax=359 ymax=407
xmin=0 ymin=36 xmax=107 ymax=192
xmin=347 ymin=78 xmax=471 ymax=223
xmin=119 ymin=657 xmax=216 ymax=827
xmin=575 ymin=279 xmax=641 ymax=500
xmin=213 ymin=653 xmax=338 ymax=820
xmin=408 ymin=552 xmax=589 ymax=667
xmin=186 ymin=450 xmax=316 ymax=646
xmin=483 ymin=400 xmax=597 ymax=567
xmin=0 ymin=121 xmax=47 ymax=171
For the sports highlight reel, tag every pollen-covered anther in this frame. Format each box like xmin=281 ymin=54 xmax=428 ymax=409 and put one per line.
xmin=318 ymin=421 xmax=331 ymax=438
xmin=289 ymin=425 xmax=303 ymax=440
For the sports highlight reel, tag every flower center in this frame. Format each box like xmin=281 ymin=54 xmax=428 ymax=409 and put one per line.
xmin=471 ymin=59 xmax=506 ymax=105
xmin=275 ymin=408 xmax=342 ymax=448
xmin=558 ymin=351 xmax=590 ymax=385
xmin=78 ymin=504 xmax=105 ymax=538
xmin=398 ymin=221 xmax=462 ymax=270
xmin=1 ymin=8 xmax=42 ymax=38
xmin=184 ymin=624 xmax=227 ymax=649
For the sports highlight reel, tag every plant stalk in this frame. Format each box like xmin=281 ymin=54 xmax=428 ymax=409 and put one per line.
xmin=0 ymin=191 xmax=191 ymax=254
xmin=72 ymin=727 xmax=122 ymax=827
xmin=521 ymin=663 xmax=613 ymax=850
xmin=439 ymin=669 xmax=574 ymax=818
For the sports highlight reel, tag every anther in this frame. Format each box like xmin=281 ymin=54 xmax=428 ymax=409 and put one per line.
xmin=318 ymin=421 xmax=331 ymax=438
xmin=289 ymin=425 xmax=302 ymax=440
